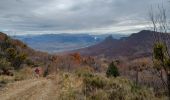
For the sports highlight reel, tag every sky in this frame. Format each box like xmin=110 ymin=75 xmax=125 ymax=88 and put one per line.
xmin=0 ymin=0 xmax=169 ymax=35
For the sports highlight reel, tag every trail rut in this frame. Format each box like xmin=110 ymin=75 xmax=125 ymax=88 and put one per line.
xmin=0 ymin=78 xmax=58 ymax=100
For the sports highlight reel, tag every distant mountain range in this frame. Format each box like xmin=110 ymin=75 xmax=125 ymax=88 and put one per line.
xmin=71 ymin=30 xmax=170 ymax=59
xmin=9 ymin=30 xmax=170 ymax=59
xmin=12 ymin=33 xmax=127 ymax=53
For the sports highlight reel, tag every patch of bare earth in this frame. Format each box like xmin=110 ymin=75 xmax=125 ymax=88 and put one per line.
xmin=0 ymin=74 xmax=83 ymax=100
xmin=0 ymin=78 xmax=58 ymax=100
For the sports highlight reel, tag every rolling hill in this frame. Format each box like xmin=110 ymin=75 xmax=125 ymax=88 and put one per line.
xmin=0 ymin=32 xmax=50 ymax=69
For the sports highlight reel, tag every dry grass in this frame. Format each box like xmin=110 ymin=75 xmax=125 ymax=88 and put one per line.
xmin=0 ymin=67 xmax=36 ymax=89
xmin=14 ymin=67 xmax=35 ymax=81
xmin=0 ymin=75 xmax=14 ymax=88
xmin=47 ymin=72 xmax=84 ymax=100
xmin=46 ymin=71 xmax=163 ymax=100
xmin=0 ymin=69 xmax=167 ymax=100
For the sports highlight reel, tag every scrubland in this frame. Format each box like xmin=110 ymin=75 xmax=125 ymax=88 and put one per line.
xmin=0 ymin=67 xmax=167 ymax=100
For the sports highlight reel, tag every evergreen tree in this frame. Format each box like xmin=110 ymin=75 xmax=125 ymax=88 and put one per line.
xmin=106 ymin=62 xmax=119 ymax=77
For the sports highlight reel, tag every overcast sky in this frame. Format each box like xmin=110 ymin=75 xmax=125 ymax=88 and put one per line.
xmin=0 ymin=0 xmax=169 ymax=35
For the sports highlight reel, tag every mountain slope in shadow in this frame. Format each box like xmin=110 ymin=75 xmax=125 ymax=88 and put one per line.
xmin=72 ymin=30 xmax=170 ymax=59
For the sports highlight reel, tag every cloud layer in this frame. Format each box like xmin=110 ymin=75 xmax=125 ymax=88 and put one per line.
xmin=0 ymin=0 xmax=169 ymax=34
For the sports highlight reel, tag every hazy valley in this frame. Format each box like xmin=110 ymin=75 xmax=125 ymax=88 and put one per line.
xmin=12 ymin=33 xmax=127 ymax=53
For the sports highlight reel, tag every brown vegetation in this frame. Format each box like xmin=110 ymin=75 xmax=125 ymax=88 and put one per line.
xmin=0 ymin=31 xmax=168 ymax=99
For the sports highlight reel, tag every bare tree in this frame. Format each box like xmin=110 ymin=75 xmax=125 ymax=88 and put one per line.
xmin=149 ymin=3 xmax=170 ymax=99
xmin=129 ymin=58 xmax=149 ymax=86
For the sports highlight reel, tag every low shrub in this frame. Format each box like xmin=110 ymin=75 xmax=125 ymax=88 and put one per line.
xmin=75 ymin=66 xmax=94 ymax=78
xmin=88 ymin=89 xmax=109 ymax=100
xmin=14 ymin=67 xmax=33 ymax=81
xmin=0 ymin=75 xmax=14 ymax=87
xmin=83 ymin=74 xmax=156 ymax=100
xmin=83 ymin=76 xmax=106 ymax=93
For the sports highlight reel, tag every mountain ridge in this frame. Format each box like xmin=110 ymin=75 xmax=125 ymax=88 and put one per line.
xmin=13 ymin=33 xmax=127 ymax=53
xmin=70 ymin=30 xmax=165 ymax=59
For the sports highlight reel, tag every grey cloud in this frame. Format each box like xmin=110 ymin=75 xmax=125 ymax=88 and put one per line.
xmin=0 ymin=0 xmax=169 ymax=34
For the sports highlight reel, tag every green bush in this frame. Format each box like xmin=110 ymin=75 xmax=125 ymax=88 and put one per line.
xmin=5 ymin=48 xmax=17 ymax=61
xmin=26 ymin=59 xmax=35 ymax=66
xmin=0 ymin=35 xmax=28 ymax=71
xmin=153 ymin=43 xmax=166 ymax=61
xmin=106 ymin=62 xmax=119 ymax=77
xmin=12 ymin=53 xmax=27 ymax=69
xmin=0 ymin=58 xmax=13 ymax=75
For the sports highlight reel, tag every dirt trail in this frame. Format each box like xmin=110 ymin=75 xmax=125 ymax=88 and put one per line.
xmin=0 ymin=78 xmax=59 ymax=100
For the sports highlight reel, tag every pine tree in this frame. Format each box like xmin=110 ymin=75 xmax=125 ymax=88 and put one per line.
xmin=106 ymin=62 xmax=119 ymax=77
